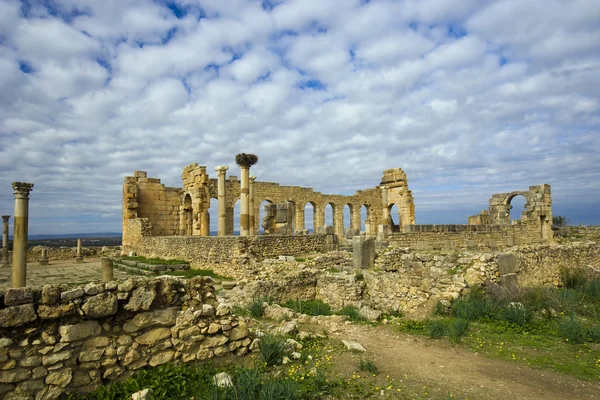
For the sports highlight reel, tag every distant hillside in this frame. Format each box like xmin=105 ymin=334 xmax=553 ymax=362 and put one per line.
xmin=27 ymin=232 xmax=122 ymax=240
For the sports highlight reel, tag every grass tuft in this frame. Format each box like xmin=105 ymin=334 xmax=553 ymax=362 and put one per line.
xmin=448 ymin=318 xmax=469 ymax=344
xmin=358 ymin=358 xmax=378 ymax=375
xmin=258 ymin=334 xmax=286 ymax=367
xmin=427 ymin=319 xmax=446 ymax=339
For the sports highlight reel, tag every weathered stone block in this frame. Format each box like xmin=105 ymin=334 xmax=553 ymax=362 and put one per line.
xmin=353 ymin=236 xmax=375 ymax=269
xmin=41 ymin=285 xmax=61 ymax=304
xmin=0 ymin=369 xmax=31 ymax=384
xmin=122 ymin=308 xmax=178 ymax=333
xmin=135 ymin=328 xmax=171 ymax=345
xmin=82 ymin=293 xmax=118 ymax=318
xmin=0 ymin=304 xmax=37 ymax=328
xmin=125 ymin=286 xmax=156 ymax=312
xmin=38 ymin=304 xmax=75 ymax=320
xmin=497 ymin=254 xmax=518 ymax=274
xmin=3 ymin=287 xmax=34 ymax=306
xmin=59 ymin=321 xmax=101 ymax=342
xmin=467 ymin=239 xmax=478 ymax=250
xmin=501 ymin=273 xmax=520 ymax=294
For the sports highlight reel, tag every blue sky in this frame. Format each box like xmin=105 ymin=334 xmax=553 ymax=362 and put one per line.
xmin=0 ymin=0 xmax=599 ymax=234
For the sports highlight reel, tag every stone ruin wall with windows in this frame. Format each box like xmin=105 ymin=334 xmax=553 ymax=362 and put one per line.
xmin=122 ymin=162 xmax=553 ymax=272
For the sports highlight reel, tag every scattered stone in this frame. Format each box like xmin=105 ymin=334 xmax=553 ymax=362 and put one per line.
xmin=212 ymin=372 xmax=233 ymax=388
xmin=131 ymin=388 xmax=153 ymax=400
xmin=342 ymin=340 xmax=366 ymax=352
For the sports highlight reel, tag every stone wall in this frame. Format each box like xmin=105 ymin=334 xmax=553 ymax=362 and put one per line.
xmin=0 ymin=276 xmax=250 ymax=399
xmin=226 ymin=242 xmax=600 ymax=316
xmin=389 ymin=223 xmax=547 ymax=251
xmin=124 ymin=231 xmax=329 ymax=278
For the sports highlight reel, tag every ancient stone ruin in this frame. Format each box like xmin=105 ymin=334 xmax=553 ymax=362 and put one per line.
xmin=122 ymin=160 xmax=552 ymax=267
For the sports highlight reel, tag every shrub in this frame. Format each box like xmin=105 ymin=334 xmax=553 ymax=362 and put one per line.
xmin=433 ymin=301 xmax=448 ymax=316
xmin=258 ymin=378 xmax=299 ymax=400
xmin=358 ymin=358 xmax=378 ymax=375
xmin=283 ymin=300 xmax=332 ymax=316
xmin=453 ymin=297 xmax=494 ymax=321
xmin=233 ymin=367 xmax=262 ymax=400
xmin=258 ymin=334 xmax=286 ymax=367
xmin=501 ymin=302 xmax=533 ymax=326
xmin=583 ymin=278 xmax=600 ymax=298
xmin=248 ymin=299 xmax=265 ymax=318
xmin=560 ymin=267 xmax=588 ymax=290
xmin=558 ymin=314 xmax=586 ymax=344
xmin=355 ymin=271 xmax=364 ymax=281
xmin=338 ymin=305 xmax=367 ymax=322
xmin=427 ymin=319 xmax=446 ymax=339
xmin=448 ymin=318 xmax=469 ymax=344
xmin=587 ymin=325 xmax=600 ymax=343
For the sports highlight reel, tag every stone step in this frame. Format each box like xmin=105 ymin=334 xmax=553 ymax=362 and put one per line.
xmin=112 ymin=262 xmax=155 ymax=276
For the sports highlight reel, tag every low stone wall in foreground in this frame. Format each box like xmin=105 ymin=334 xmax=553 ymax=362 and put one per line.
xmin=0 ymin=276 xmax=250 ymax=399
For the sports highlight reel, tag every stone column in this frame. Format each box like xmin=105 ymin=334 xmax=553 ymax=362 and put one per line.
xmin=39 ymin=247 xmax=49 ymax=265
xmin=75 ymin=238 xmax=83 ymax=263
xmin=215 ymin=166 xmax=229 ymax=236
xmin=102 ymin=257 xmax=114 ymax=282
xmin=381 ymin=186 xmax=389 ymax=225
xmin=1 ymin=215 xmax=9 ymax=267
xmin=11 ymin=182 xmax=33 ymax=288
xmin=249 ymin=176 xmax=256 ymax=236
xmin=240 ymin=166 xmax=250 ymax=237
xmin=200 ymin=211 xmax=210 ymax=236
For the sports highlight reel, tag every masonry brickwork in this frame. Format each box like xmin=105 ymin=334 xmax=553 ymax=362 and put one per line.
xmin=0 ymin=276 xmax=250 ymax=399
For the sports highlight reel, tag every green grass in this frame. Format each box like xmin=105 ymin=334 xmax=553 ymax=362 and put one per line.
xmin=258 ymin=334 xmax=286 ymax=367
xmin=358 ymin=358 xmax=379 ymax=375
xmin=120 ymin=255 xmax=188 ymax=265
xmin=248 ymin=299 xmax=265 ymax=319
xmin=164 ymin=269 xmax=233 ymax=280
xmin=394 ymin=274 xmax=600 ymax=381
xmin=283 ymin=299 xmax=332 ymax=316
xmin=338 ymin=305 xmax=368 ymax=323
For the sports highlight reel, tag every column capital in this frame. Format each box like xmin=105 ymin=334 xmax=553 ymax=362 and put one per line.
xmin=249 ymin=176 xmax=256 ymax=182
xmin=12 ymin=182 xmax=34 ymax=198
xmin=215 ymin=165 xmax=229 ymax=174
xmin=2 ymin=215 xmax=9 ymax=222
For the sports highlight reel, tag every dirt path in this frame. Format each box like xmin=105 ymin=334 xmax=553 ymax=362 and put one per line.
xmin=321 ymin=323 xmax=600 ymax=399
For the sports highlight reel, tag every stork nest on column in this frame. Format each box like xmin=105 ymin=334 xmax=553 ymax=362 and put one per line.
xmin=235 ymin=153 xmax=259 ymax=168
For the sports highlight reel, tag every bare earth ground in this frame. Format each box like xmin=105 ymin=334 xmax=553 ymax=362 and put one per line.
xmin=316 ymin=322 xmax=600 ymax=400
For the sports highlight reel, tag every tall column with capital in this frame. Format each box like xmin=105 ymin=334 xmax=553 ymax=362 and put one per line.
xmin=249 ymin=176 xmax=256 ymax=236
xmin=215 ymin=165 xmax=229 ymax=236
xmin=1 ymin=215 xmax=10 ymax=267
xmin=235 ymin=154 xmax=258 ymax=238
xmin=11 ymin=182 xmax=33 ymax=288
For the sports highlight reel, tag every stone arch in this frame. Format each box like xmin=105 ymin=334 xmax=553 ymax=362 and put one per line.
xmin=388 ymin=203 xmax=400 ymax=232
xmin=179 ymin=192 xmax=194 ymax=235
xmin=505 ymin=193 xmax=529 ymax=224
xmin=343 ymin=203 xmax=352 ymax=229
xmin=304 ymin=201 xmax=316 ymax=233
xmin=324 ymin=202 xmax=335 ymax=227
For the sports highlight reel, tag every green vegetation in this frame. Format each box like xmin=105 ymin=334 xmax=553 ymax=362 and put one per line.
xmin=258 ymin=334 xmax=286 ymax=367
xmin=395 ymin=276 xmax=600 ymax=380
xmin=283 ymin=299 xmax=332 ymax=316
xmin=552 ymin=215 xmax=570 ymax=227
xmin=358 ymin=358 xmax=379 ymax=375
xmin=164 ymin=269 xmax=233 ymax=280
xmin=248 ymin=299 xmax=266 ymax=319
xmin=120 ymin=255 xmax=188 ymax=265
xmin=338 ymin=305 xmax=368 ymax=323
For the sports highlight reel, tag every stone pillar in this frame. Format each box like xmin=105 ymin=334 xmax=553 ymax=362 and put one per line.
xmin=1 ymin=215 xmax=9 ymax=267
xmin=249 ymin=176 xmax=256 ymax=236
xmin=240 ymin=166 xmax=250 ymax=237
xmin=200 ymin=211 xmax=210 ymax=236
xmin=11 ymin=182 xmax=33 ymax=288
xmin=39 ymin=247 xmax=49 ymax=265
xmin=102 ymin=257 xmax=114 ymax=282
xmin=295 ymin=208 xmax=305 ymax=234
xmin=381 ymin=186 xmax=389 ymax=225
xmin=353 ymin=236 xmax=375 ymax=269
xmin=215 ymin=166 xmax=229 ymax=236
xmin=75 ymin=238 xmax=83 ymax=263
xmin=334 ymin=205 xmax=344 ymax=238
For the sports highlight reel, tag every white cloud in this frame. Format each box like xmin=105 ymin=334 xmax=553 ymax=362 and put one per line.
xmin=0 ymin=0 xmax=599 ymax=234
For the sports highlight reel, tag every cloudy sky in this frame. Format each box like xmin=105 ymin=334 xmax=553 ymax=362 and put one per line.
xmin=0 ymin=0 xmax=599 ymax=235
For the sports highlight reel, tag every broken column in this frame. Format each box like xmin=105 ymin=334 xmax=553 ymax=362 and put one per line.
xmin=75 ymin=238 xmax=83 ymax=263
xmin=239 ymin=166 xmax=250 ymax=237
xmin=39 ymin=247 xmax=49 ymax=265
xmin=102 ymin=257 xmax=114 ymax=282
xmin=215 ymin=165 xmax=228 ymax=236
xmin=353 ymin=236 xmax=375 ymax=269
xmin=249 ymin=175 xmax=256 ymax=236
xmin=11 ymin=182 xmax=33 ymax=288
xmin=1 ymin=215 xmax=9 ymax=267
xmin=378 ymin=186 xmax=390 ymax=239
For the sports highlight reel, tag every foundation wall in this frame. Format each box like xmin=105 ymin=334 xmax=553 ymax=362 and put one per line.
xmin=0 ymin=276 xmax=250 ymax=399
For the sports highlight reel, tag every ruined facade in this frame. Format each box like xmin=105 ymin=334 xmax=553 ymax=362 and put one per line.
xmin=122 ymin=161 xmax=553 ymax=264
xmin=123 ymin=164 xmax=416 ymax=246
xmin=468 ymin=184 xmax=553 ymax=241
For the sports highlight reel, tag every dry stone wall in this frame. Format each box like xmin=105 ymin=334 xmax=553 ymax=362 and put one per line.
xmin=0 ymin=276 xmax=250 ymax=399
xmin=25 ymin=247 xmax=99 ymax=263
xmin=124 ymin=232 xmax=328 ymax=278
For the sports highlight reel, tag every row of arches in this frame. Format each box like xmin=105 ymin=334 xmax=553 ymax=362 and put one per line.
xmin=187 ymin=197 xmax=404 ymax=236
